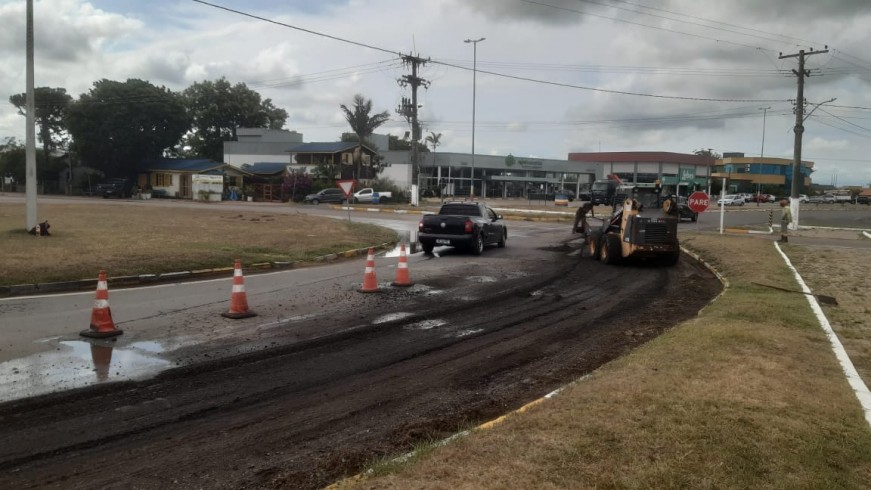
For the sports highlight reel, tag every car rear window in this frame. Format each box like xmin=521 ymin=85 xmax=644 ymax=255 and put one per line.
xmin=439 ymin=204 xmax=482 ymax=216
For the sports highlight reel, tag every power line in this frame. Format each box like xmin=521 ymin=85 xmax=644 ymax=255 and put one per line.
xmin=573 ymin=0 xmax=807 ymax=48
xmin=191 ymin=1 xmax=790 ymax=104
xmin=599 ymin=0 xmax=822 ymax=48
xmin=191 ymin=0 xmax=399 ymax=56
xmin=517 ymin=0 xmax=775 ymax=52
xmin=429 ymin=58 xmax=789 ymax=103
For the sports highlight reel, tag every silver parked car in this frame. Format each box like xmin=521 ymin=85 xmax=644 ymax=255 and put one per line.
xmin=717 ymin=194 xmax=745 ymax=206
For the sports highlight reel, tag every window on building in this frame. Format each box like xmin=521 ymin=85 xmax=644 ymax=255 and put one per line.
xmin=153 ymin=173 xmax=173 ymax=187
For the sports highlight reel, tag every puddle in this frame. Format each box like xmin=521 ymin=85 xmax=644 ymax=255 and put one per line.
xmin=466 ymin=276 xmax=498 ymax=283
xmin=404 ymin=319 xmax=449 ymax=331
xmin=0 ymin=340 xmax=173 ymax=403
xmin=372 ymin=312 xmax=416 ymax=324
xmin=384 ymin=230 xmax=419 ymax=257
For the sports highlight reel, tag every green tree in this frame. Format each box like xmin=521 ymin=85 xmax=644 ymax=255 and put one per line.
xmin=0 ymin=137 xmax=25 ymax=184
xmin=65 ymin=79 xmax=190 ymax=177
xmin=9 ymin=87 xmax=73 ymax=159
xmin=340 ymin=94 xmax=389 ymax=179
xmin=183 ymin=78 xmax=289 ymax=161
xmin=693 ymin=148 xmax=721 ymax=158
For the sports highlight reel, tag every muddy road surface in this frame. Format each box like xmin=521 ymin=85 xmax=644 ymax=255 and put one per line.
xmin=0 ymin=238 xmax=721 ymax=489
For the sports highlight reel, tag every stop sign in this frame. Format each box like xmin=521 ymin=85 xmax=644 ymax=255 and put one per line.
xmin=687 ymin=191 xmax=710 ymax=213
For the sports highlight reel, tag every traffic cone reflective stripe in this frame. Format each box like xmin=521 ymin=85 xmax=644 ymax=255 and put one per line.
xmin=222 ymin=259 xmax=257 ymax=319
xmin=80 ymin=271 xmax=123 ymax=338
xmin=359 ymin=248 xmax=379 ymax=293
xmin=392 ymin=243 xmax=413 ymax=287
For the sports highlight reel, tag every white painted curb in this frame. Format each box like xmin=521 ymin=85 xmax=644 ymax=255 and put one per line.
xmin=774 ymin=242 xmax=871 ymax=429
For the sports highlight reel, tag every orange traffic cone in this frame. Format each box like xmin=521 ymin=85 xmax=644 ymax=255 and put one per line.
xmin=392 ymin=243 xmax=413 ymax=287
xmin=359 ymin=247 xmax=379 ymax=293
xmin=222 ymin=259 xmax=257 ymax=319
xmin=80 ymin=271 xmax=123 ymax=338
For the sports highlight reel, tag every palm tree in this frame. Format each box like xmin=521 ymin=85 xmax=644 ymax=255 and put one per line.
xmin=340 ymin=94 xmax=390 ymax=180
xmin=424 ymin=132 xmax=442 ymax=196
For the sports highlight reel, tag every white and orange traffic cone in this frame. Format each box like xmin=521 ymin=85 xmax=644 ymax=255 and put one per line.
xmin=222 ymin=259 xmax=257 ymax=319
xmin=80 ymin=271 xmax=124 ymax=338
xmin=392 ymin=243 xmax=413 ymax=287
xmin=359 ymin=247 xmax=379 ymax=293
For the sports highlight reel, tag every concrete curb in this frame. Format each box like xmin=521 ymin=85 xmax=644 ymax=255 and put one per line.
xmin=0 ymin=242 xmax=395 ymax=299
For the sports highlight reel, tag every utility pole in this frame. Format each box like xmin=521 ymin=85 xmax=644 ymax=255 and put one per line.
xmin=779 ymin=47 xmax=827 ymax=199
xmin=25 ymin=0 xmax=37 ymax=231
xmin=397 ymin=53 xmax=430 ymax=205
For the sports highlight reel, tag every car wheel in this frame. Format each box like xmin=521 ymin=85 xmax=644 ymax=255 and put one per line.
xmin=601 ymin=233 xmax=621 ymax=265
xmin=312 ymin=199 xmax=319 ymax=205
xmin=497 ymin=229 xmax=507 ymax=248
xmin=691 ymin=213 xmax=697 ymax=222
xmin=470 ymin=233 xmax=484 ymax=255
xmin=586 ymin=231 xmax=602 ymax=260
xmin=421 ymin=241 xmax=434 ymax=254
xmin=663 ymin=248 xmax=680 ymax=266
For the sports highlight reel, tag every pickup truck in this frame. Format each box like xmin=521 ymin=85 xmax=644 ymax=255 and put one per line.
xmin=95 ymin=178 xmax=136 ymax=198
xmin=418 ymin=201 xmax=507 ymax=255
xmin=353 ymin=188 xmax=392 ymax=204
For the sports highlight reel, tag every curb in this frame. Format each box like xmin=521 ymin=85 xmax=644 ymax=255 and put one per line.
xmin=0 ymin=242 xmax=395 ymax=299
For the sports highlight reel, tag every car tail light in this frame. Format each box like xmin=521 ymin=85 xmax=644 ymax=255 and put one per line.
xmin=418 ymin=218 xmax=425 ymax=231
xmin=464 ymin=219 xmax=473 ymax=233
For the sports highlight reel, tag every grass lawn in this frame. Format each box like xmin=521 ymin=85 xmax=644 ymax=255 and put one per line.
xmin=0 ymin=202 xmax=397 ymax=286
xmin=333 ymin=232 xmax=871 ymax=489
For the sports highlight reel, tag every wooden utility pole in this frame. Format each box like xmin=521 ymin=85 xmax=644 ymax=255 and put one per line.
xmin=779 ymin=47 xmax=828 ymax=199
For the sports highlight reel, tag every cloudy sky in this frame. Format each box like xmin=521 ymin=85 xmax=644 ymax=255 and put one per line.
xmin=2 ymin=0 xmax=871 ymax=186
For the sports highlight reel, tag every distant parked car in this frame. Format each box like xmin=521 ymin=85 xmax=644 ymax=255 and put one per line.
xmin=799 ymin=194 xmax=808 ymax=203
xmin=857 ymin=195 xmax=870 ymax=205
xmin=717 ymin=194 xmax=745 ymax=206
xmin=95 ymin=178 xmax=136 ymax=198
xmin=750 ymin=194 xmax=771 ymax=203
xmin=808 ymin=194 xmax=836 ymax=204
xmin=303 ymin=188 xmax=348 ymax=205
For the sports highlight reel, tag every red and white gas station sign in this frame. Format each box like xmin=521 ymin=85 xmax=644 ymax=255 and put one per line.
xmin=687 ymin=191 xmax=710 ymax=213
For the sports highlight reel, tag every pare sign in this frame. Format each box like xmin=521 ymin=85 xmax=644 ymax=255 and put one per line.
xmin=687 ymin=191 xmax=710 ymax=213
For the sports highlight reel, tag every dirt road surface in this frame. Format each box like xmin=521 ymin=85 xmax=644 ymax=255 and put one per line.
xmin=0 ymin=236 xmax=721 ymax=489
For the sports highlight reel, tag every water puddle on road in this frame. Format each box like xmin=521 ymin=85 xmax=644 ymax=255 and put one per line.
xmin=466 ymin=276 xmax=498 ymax=283
xmin=383 ymin=230 xmax=420 ymax=257
xmin=404 ymin=319 xmax=449 ymax=331
xmin=372 ymin=312 xmax=416 ymax=324
xmin=0 ymin=340 xmax=173 ymax=403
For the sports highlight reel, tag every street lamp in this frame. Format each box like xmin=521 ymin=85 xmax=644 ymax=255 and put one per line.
xmin=464 ymin=37 xmax=485 ymax=198
xmin=757 ymin=106 xmax=771 ymax=206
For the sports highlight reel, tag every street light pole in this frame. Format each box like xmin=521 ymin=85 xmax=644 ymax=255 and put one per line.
xmin=757 ymin=106 xmax=770 ymax=206
xmin=464 ymin=37 xmax=485 ymax=198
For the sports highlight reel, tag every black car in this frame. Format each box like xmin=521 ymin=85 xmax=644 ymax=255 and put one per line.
xmin=675 ymin=197 xmax=698 ymax=222
xmin=95 ymin=178 xmax=136 ymax=198
xmin=418 ymin=201 xmax=507 ymax=255
xmin=303 ymin=188 xmax=348 ymax=205
xmin=858 ymin=195 xmax=870 ymax=205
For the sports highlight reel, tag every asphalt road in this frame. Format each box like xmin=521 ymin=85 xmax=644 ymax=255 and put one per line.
xmin=0 ymin=205 xmax=723 ymax=489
